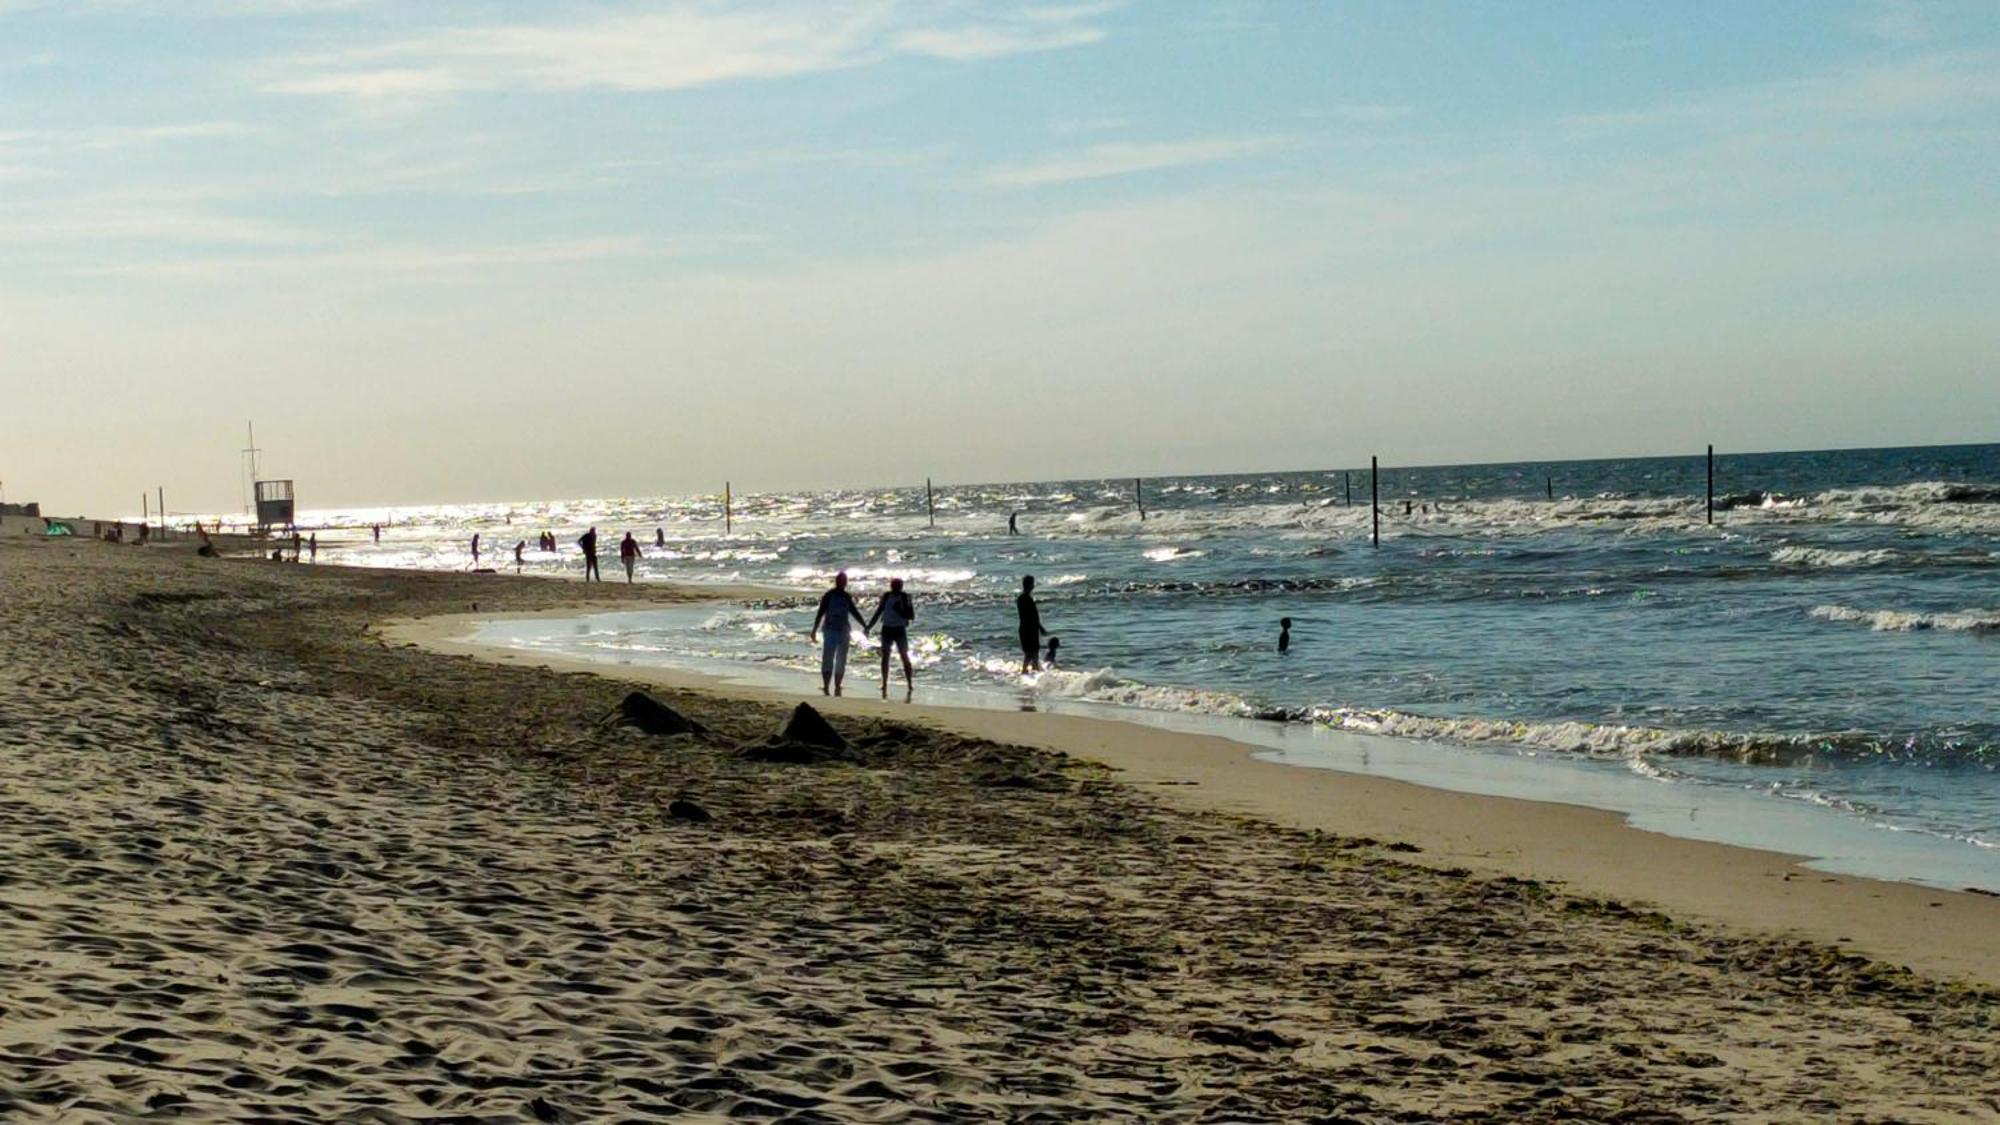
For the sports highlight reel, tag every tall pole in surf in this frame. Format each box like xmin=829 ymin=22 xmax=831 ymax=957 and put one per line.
xmin=142 ymin=492 xmax=148 ymax=531
xmin=1371 ymin=456 xmax=1379 ymax=548
xmin=1135 ymin=477 xmax=1145 ymax=521
xmin=1546 ymin=475 xmax=1554 ymax=501
xmin=1344 ymin=471 xmax=1351 ymax=507
xmin=724 ymin=482 xmax=732 ymax=535
xmin=1706 ymin=445 xmax=1714 ymax=525
xmin=926 ymin=478 xmax=935 ymax=528
xmin=158 ymin=487 xmax=166 ymax=538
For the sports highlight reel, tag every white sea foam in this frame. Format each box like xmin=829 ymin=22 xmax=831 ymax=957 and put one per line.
xmin=1770 ymin=546 xmax=1900 ymax=568
xmin=1809 ymin=604 xmax=2000 ymax=633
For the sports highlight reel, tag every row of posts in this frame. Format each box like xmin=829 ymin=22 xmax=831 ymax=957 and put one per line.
xmin=716 ymin=448 xmax=1720 ymax=548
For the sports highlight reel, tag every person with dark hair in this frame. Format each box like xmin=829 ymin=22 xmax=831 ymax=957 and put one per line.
xmin=867 ymin=577 xmax=916 ymax=698
xmin=1044 ymin=635 xmax=1061 ymax=668
xmin=1278 ymin=617 xmax=1293 ymax=654
xmin=655 ymin=527 xmax=666 ymax=548
xmin=578 ymin=527 xmax=601 ymax=582
xmin=1017 ymin=575 xmax=1047 ymax=674
xmin=471 ymin=533 xmax=481 ymax=566
xmin=810 ymin=571 xmax=869 ymax=697
xmin=513 ymin=540 xmax=525 ymax=571
xmin=619 ymin=531 xmax=641 ymax=583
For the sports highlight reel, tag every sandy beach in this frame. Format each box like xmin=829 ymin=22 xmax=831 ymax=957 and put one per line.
xmin=4 ymin=532 xmax=1997 ymax=1121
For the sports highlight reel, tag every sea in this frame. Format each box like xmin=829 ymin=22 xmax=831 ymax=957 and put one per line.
xmin=274 ymin=443 xmax=2000 ymax=891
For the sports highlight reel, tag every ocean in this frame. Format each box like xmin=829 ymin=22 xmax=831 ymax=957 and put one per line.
xmin=285 ymin=443 xmax=1999 ymax=889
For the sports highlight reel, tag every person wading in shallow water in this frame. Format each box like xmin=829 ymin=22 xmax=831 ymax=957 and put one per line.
xmin=578 ymin=527 xmax=601 ymax=582
xmin=867 ymin=577 xmax=917 ymax=699
xmin=1278 ymin=617 xmax=1292 ymax=654
xmin=1017 ymin=575 xmax=1048 ymax=674
xmin=619 ymin=532 xmax=641 ymax=583
xmin=810 ymin=571 xmax=869 ymax=697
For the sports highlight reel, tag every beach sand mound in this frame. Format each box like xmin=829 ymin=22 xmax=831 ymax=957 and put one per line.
xmin=0 ymin=540 xmax=1995 ymax=1120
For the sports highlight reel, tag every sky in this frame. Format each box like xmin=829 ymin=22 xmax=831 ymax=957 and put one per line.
xmin=2 ymin=0 xmax=1997 ymax=515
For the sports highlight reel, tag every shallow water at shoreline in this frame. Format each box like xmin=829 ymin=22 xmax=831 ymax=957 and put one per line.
xmin=470 ymin=606 xmax=2000 ymax=894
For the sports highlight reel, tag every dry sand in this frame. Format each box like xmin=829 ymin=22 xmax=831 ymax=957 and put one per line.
xmin=2 ymin=533 xmax=1996 ymax=1121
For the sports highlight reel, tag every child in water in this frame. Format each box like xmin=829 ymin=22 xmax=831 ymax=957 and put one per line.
xmin=1278 ymin=618 xmax=1292 ymax=654
xmin=1044 ymin=635 xmax=1061 ymax=668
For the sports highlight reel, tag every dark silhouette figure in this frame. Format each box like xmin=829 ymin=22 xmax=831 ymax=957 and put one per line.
xmin=1278 ymin=617 xmax=1292 ymax=654
xmin=619 ymin=532 xmax=641 ymax=583
xmin=867 ymin=577 xmax=916 ymax=698
xmin=1404 ymin=500 xmax=1413 ymax=516
xmin=471 ymin=533 xmax=481 ymax=565
xmin=655 ymin=527 xmax=665 ymax=548
xmin=1008 ymin=511 xmax=1019 ymax=536
xmin=372 ymin=524 xmax=380 ymax=543
xmin=1017 ymin=575 xmax=1047 ymax=673
xmin=513 ymin=540 xmax=525 ymax=570
xmin=579 ymin=527 xmax=601 ymax=582
xmin=308 ymin=533 xmax=317 ymax=563
xmin=810 ymin=571 xmax=869 ymax=697
xmin=1045 ymin=635 xmax=1061 ymax=668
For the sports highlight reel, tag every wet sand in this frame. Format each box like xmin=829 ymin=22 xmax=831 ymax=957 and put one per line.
xmin=3 ymin=533 xmax=1996 ymax=1121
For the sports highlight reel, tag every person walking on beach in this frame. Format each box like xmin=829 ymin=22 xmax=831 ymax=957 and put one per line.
xmin=1278 ymin=617 xmax=1292 ymax=654
xmin=1017 ymin=575 xmax=1048 ymax=674
xmin=867 ymin=577 xmax=916 ymax=698
xmin=513 ymin=540 xmax=525 ymax=571
xmin=810 ymin=571 xmax=869 ymax=697
xmin=1008 ymin=511 xmax=1019 ymax=536
xmin=308 ymin=533 xmax=317 ymax=563
xmin=578 ymin=527 xmax=601 ymax=582
xmin=471 ymin=533 xmax=481 ymax=566
xmin=372 ymin=524 xmax=380 ymax=543
xmin=619 ymin=532 xmax=641 ymax=583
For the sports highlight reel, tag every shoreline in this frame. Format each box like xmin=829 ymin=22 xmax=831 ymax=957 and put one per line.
xmin=393 ymin=604 xmax=2000 ymax=988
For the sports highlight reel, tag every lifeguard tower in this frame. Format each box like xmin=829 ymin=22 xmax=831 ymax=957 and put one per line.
xmin=255 ymin=479 xmax=295 ymax=533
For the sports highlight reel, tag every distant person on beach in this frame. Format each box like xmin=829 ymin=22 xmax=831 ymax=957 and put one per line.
xmin=1045 ymin=635 xmax=1060 ymax=668
xmin=1008 ymin=511 xmax=1019 ymax=536
xmin=867 ymin=577 xmax=916 ymax=698
xmin=655 ymin=527 xmax=665 ymax=548
xmin=308 ymin=533 xmax=317 ymax=563
xmin=1278 ymin=617 xmax=1292 ymax=654
xmin=471 ymin=533 xmax=481 ymax=565
xmin=810 ymin=571 xmax=869 ymax=697
xmin=1017 ymin=575 xmax=1048 ymax=674
xmin=578 ymin=527 xmax=601 ymax=582
xmin=372 ymin=524 xmax=381 ymax=543
xmin=1404 ymin=500 xmax=1413 ymax=516
xmin=513 ymin=540 xmax=525 ymax=570
xmin=619 ymin=532 xmax=641 ymax=583
xmin=290 ymin=530 xmax=300 ymax=561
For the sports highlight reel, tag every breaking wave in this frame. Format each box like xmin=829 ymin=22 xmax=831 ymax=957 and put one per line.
xmin=1810 ymin=604 xmax=2000 ymax=634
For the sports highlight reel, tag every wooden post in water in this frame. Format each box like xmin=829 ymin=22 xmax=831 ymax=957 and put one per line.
xmin=724 ymin=482 xmax=732 ymax=535
xmin=1135 ymin=477 xmax=1146 ymax=521
xmin=1370 ymin=456 xmax=1380 ymax=548
xmin=141 ymin=493 xmax=148 ymax=530
xmin=1706 ymin=445 xmax=1714 ymax=525
xmin=1344 ymin=471 xmax=1351 ymax=507
xmin=926 ymin=478 xmax=935 ymax=528
xmin=158 ymin=487 xmax=165 ymax=538
xmin=1546 ymin=475 xmax=1553 ymax=501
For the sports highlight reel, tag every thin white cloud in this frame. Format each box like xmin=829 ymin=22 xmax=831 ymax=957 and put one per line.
xmin=0 ymin=205 xmax=318 ymax=246
xmin=265 ymin=2 xmax=1116 ymax=100
xmin=982 ymin=135 xmax=1288 ymax=188
xmin=72 ymin=236 xmax=663 ymax=281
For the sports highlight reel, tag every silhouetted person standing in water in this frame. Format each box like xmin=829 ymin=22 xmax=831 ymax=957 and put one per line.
xmin=308 ymin=533 xmax=317 ymax=563
xmin=655 ymin=527 xmax=665 ymax=548
xmin=1045 ymin=635 xmax=1061 ymax=668
xmin=1008 ymin=511 xmax=1019 ymax=536
xmin=578 ymin=527 xmax=600 ymax=582
xmin=619 ymin=532 xmax=641 ymax=583
xmin=1278 ymin=617 xmax=1292 ymax=654
xmin=513 ymin=540 xmax=525 ymax=571
xmin=372 ymin=524 xmax=380 ymax=543
xmin=1017 ymin=575 xmax=1048 ymax=674
xmin=867 ymin=577 xmax=916 ymax=699
xmin=810 ymin=571 xmax=869 ymax=697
